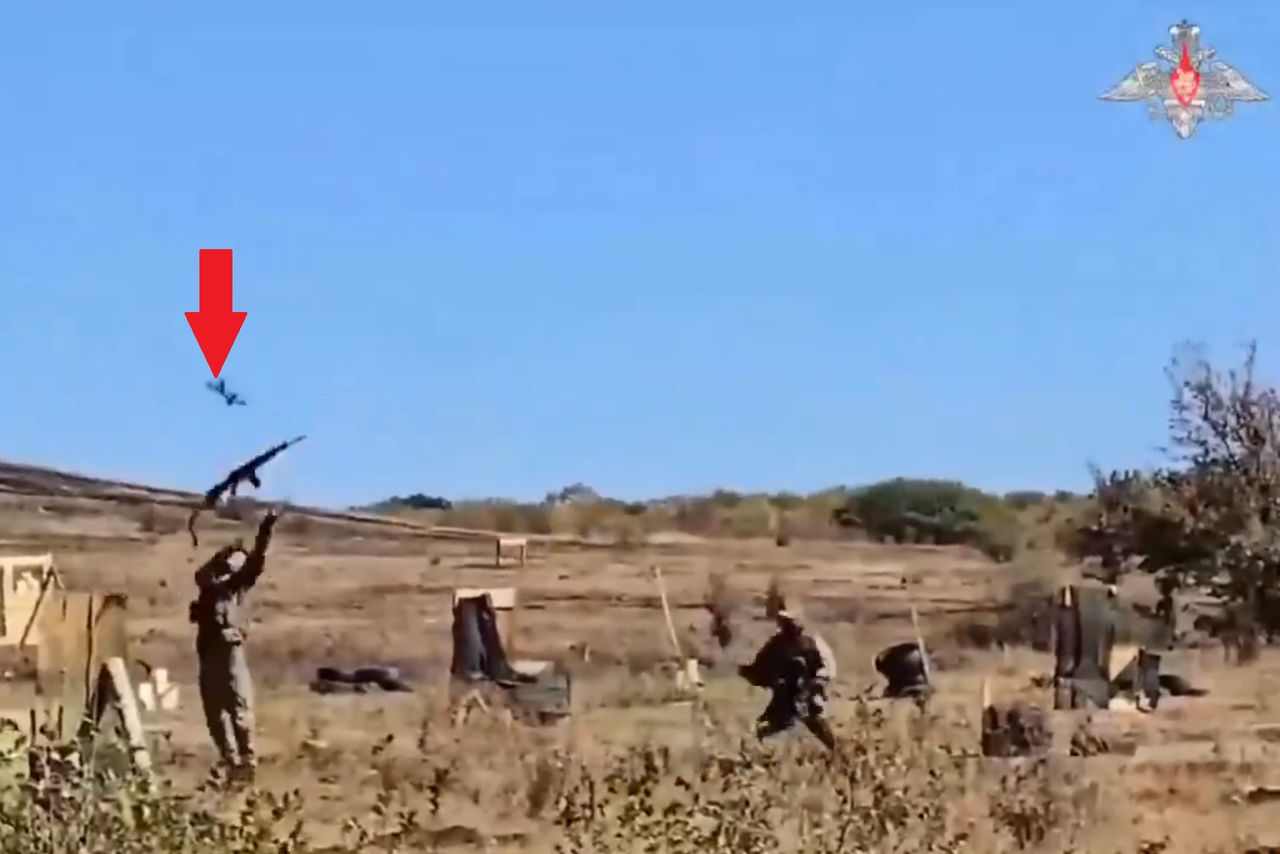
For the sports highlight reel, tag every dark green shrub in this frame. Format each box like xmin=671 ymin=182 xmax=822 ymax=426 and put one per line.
xmin=834 ymin=478 xmax=1023 ymax=561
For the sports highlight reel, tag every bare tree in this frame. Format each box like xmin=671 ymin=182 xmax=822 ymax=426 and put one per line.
xmin=1069 ymin=342 xmax=1280 ymax=654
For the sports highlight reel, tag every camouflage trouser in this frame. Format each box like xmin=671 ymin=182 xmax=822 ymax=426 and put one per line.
xmin=755 ymin=680 xmax=836 ymax=751
xmin=1052 ymin=676 xmax=1110 ymax=711
xmin=197 ymin=641 xmax=256 ymax=767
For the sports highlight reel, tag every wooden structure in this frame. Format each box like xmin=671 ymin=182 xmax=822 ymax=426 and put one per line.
xmin=493 ymin=536 xmax=528 ymax=568
xmin=650 ymin=566 xmax=702 ymax=691
xmin=980 ymin=678 xmax=1053 ymax=758
xmin=1051 ymin=584 xmax=1117 ymax=710
xmin=447 ymin=586 xmax=570 ymax=727
xmin=136 ymin=666 xmax=181 ymax=713
xmin=31 ymin=591 xmax=130 ymax=742
xmin=452 ymin=586 xmax=518 ymax=655
xmin=1109 ymin=645 xmax=1161 ymax=711
xmin=0 ymin=554 xmax=62 ymax=655
xmin=0 ymin=562 xmax=152 ymax=773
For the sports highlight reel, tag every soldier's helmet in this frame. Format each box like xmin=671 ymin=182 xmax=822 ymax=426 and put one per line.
xmin=776 ymin=605 xmax=805 ymax=629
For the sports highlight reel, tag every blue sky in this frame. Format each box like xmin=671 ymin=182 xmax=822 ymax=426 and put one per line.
xmin=2 ymin=2 xmax=1278 ymax=507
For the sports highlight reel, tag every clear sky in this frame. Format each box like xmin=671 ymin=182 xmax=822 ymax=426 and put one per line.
xmin=2 ymin=2 xmax=1278 ymax=508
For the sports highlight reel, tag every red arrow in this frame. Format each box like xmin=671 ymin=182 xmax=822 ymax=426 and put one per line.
xmin=185 ymin=249 xmax=247 ymax=378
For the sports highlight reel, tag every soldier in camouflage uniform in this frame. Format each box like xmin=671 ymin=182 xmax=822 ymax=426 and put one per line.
xmin=190 ymin=508 xmax=278 ymax=781
xmin=739 ymin=608 xmax=838 ymax=751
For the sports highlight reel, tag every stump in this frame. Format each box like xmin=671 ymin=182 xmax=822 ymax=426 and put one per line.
xmin=982 ymin=701 xmax=1053 ymax=757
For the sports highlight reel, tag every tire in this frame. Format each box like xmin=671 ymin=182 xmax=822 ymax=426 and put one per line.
xmin=353 ymin=665 xmax=401 ymax=685
xmin=316 ymin=666 xmax=359 ymax=683
xmin=1158 ymin=673 xmax=1207 ymax=697
xmin=309 ymin=678 xmax=360 ymax=695
xmin=376 ymin=676 xmax=413 ymax=693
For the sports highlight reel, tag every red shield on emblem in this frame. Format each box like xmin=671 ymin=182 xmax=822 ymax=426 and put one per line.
xmin=1170 ymin=42 xmax=1200 ymax=106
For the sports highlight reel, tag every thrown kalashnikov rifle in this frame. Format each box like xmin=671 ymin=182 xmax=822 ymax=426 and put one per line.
xmin=206 ymin=378 xmax=247 ymax=407
xmin=187 ymin=435 xmax=306 ymax=547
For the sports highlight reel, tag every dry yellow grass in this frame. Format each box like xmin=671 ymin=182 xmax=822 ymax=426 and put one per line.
xmin=3 ymin=488 xmax=1280 ymax=852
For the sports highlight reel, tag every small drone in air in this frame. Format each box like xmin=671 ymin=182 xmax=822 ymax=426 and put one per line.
xmin=206 ymin=378 xmax=247 ymax=407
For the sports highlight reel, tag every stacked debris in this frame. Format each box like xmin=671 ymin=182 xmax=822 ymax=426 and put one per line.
xmin=704 ymin=573 xmax=736 ymax=650
xmin=1109 ymin=648 xmax=1162 ymax=710
xmin=1068 ymin=721 xmax=1114 ymax=757
xmin=1052 ymin=585 xmax=1116 ymax=710
xmin=874 ymin=641 xmax=932 ymax=700
xmin=452 ymin=594 xmax=519 ymax=685
xmin=1109 ymin=647 xmax=1209 ymax=708
xmin=309 ymin=666 xmax=412 ymax=694
xmin=981 ymin=701 xmax=1053 ymax=757
xmin=450 ymin=593 xmax=571 ymax=724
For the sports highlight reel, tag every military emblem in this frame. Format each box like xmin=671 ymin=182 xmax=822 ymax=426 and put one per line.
xmin=1170 ymin=44 xmax=1200 ymax=107
xmin=1101 ymin=21 xmax=1267 ymax=139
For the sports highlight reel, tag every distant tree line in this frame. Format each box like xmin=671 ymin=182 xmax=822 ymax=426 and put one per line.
xmin=371 ymin=341 xmax=1280 ymax=656
xmin=375 ymin=478 xmax=1062 ymax=561
xmin=383 ymin=493 xmax=453 ymax=511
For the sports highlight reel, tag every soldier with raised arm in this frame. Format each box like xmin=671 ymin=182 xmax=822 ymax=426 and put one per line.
xmin=190 ymin=508 xmax=279 ymax=782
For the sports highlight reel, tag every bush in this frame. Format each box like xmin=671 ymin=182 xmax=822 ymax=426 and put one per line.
xmin=135 ymin=505 xmax=183 ymax=536
xmin=0 ymin=693 xmax=1132 ymax=853
xmin=386 ymin=493 xmax=452 ymax=511
xmin=834 ymin=478 xmax=1023 ymax=561
xmin=0 ymin=730 xmax=309 ymax=853
xmin=1004 ymin=490 xmax=1047 ymax=510
xmin=552 ymin=702 xmax=971 ymax=854
xmin=971 ymin=502 xmax=1022 ymax=562
xmin=1069 ymin=342 xmax=1280 ymax=639
xmin=374 ymin=481 xmax=1036 ymax=550
xmin=213 ymin=499 xmax=247 ymax=522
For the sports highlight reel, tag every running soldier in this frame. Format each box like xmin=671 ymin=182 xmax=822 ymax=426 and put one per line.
xmin=739 ymin=608 xmax=838 ymax=751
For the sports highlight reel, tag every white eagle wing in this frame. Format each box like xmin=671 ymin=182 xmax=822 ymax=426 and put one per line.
xmin=1100 ymin=62 xmax=1165 ymax=101
xmin=1200 ymin=61 xmax=1268 ymax=102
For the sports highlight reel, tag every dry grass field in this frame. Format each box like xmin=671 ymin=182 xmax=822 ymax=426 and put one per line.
xmin=2 ymin=466 xmax=1280 ymax=852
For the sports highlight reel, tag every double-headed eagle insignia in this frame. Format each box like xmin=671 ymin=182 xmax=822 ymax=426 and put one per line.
xmin=1101 ymin=21 xmax=1267 ymax=139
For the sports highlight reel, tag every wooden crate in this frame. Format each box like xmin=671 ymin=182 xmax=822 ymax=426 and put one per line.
xmin=0 ymin=554 xmax=61 ymax=648
xmin=31 ymin=591 xmax=130 ymax=743
xmin=452 ymin=587 xmax=518 ymax=653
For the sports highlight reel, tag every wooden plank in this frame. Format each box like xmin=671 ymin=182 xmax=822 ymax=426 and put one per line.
xmin=16 ymin=565 xmax=56 ymax=648
xmin=910 ymin=604 xmax=932 ymax=687
xmin=92 ymin=595 xmax=129 ymax=663
xmin=650 ymin=566 xmax=683 ymax=660
xmin=452 ymin=588 xmax=517 ymax=653
xmin=104 ymin=657 xmax=151 ymax=773
xmin=453 ymin=587 xmax=516 ymax=610
xmin=0 ymin=555 xmax=58 ymax=647
xmin=34 ymin=591 xmax=70 ymax=739
xmin=33 ymin=591 xmax=131 ymax=742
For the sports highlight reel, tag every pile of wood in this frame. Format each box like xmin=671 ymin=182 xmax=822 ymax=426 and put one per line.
xmin=0 ymin=554 xmax=155 ymax=776
xmin=981 ymin=700 xmax=1053 ymax=758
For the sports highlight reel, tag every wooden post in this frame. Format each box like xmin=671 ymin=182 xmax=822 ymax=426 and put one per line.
xmin=17 ymin=565 xmax=56 ymax=649
xmin=104 ymin=657 xmax=151 ymax=774
xmin=508 ymin=587 xmax=520 ymax=658
xmin=651 ymin=566 xmax=683 ymax=659
xmin=82 ymin=596 xmax=95 ymax=743
xmin=910 ymin=604 xmax=932 ymax=687
xmin=652 ymin=566 xmax=701 ymax=690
